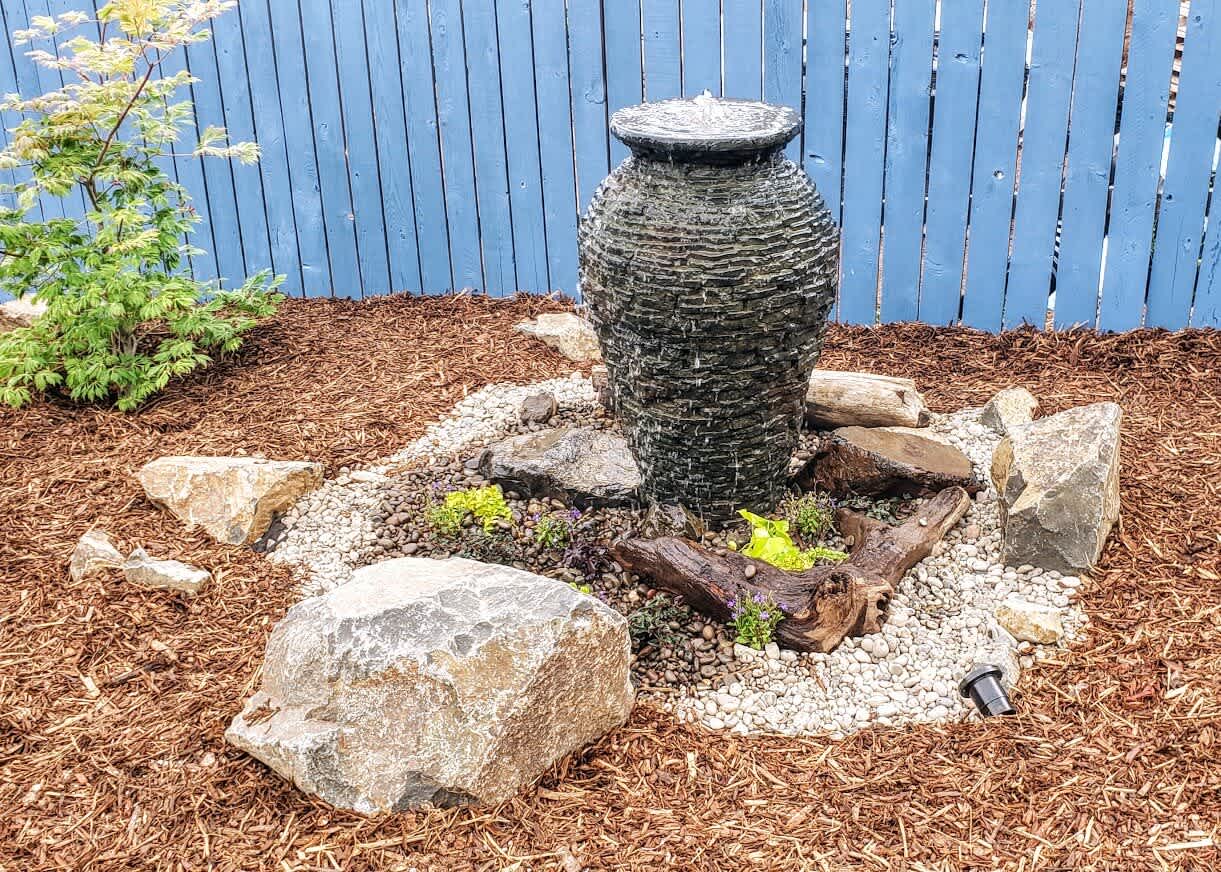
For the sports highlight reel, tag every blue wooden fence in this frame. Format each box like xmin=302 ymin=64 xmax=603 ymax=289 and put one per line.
xmin=1 ymin=0 xmax=1219 ymax=330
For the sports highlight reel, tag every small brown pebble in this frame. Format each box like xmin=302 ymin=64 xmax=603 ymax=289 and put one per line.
xmin=701 ymin=624 xmax=715 ymax=641
xmin=743 ymin=564 xmax=757 ymax=579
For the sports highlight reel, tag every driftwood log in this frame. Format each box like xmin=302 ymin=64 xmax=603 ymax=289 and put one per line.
xmin=612 ymin=487 xmax=971 ymax=652
xmin=806 ymin=370 xmax=931 ymax=430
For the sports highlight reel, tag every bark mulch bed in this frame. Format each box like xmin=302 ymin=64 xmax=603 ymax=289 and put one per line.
xmin=1 ymin=295 xmax=1218 ymax=871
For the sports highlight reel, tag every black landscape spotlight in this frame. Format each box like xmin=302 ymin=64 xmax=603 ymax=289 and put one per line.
xmin=958 ymin=664 xmax=1016 ymax=717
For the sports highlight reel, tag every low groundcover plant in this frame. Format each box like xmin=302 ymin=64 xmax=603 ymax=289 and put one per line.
xmin=0 ymin=1 xmax=282 ymax=411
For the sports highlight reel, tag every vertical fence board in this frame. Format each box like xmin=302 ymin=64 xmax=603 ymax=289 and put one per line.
xmin=682 ymin=0 xmax=720 ymax=96
xmin=45 ymin=0 xmax=90 ymax=218
xmin=763 ymin=0 xmax=802 ymax=162
xmin=1196 ymin=207 xmax=1221 ymax=326
xmin=363 ymin=0 xmax=423 ymax=295
xmin=1004 ymin=0 xmax=1080 ymax=328
xmin=429 ymin=0 xmax=482 ymax=291
xmin=11 ymin=0 xmax=65 ymax=220
xmin=0 ymin=5 xmax=45 ymax=222
xmin=569 ymin=0 xmax=609 ymax=211
xmin=1098 ymin=0 xmax=1178 ymax=331
xmin=155 ymin=49 xmax=219 ymax=282
xmin=1054 ymin=0 xmax=1125 ymax=328
xmin=331 ymin=0 xmax=391 ymax=297
xmin=265 ymin=0 xmax=328 ymax=295
xmin=497 ymin=0 xmax=549 ymax=292
xmin=464 ymin=2 xmax=516 ymax=295
xmin=532 ymin=0 xmax=580 ymax=292
xmin=211 ymin=7 xmax=274 ymax=281
xmin=643 ymin=0 xmax=681 ymax=101
xmin=605 ymin=0 xmax=643 ymax=166
xmin=880 ymin=0 xmax=935 ymax=323
xmin=396 ymin=0 xmax=451 ymax=294
xmin=1146 ymin=0 xmax=1220 ymax=329
xmin=960 ymin=0 xmax=1028 ymax=331
xmin=920 ymin=0 xmax=984 ymax=324
xmin=296 ymin=0 xmax=361 ymax=298
xmin=236 ymin=0 xmax=303 ymax=294
xmin=838 ymin=0 xmax=890 ymax=324
xmin=803 ymin=0 xmax=845 ymax=220
xmin=724 ymin=0 xmax=763 ymax=100
xmin=185 ymin=36 xmax=247 ymax=289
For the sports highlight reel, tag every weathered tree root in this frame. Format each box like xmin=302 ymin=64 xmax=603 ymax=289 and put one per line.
xmin=612 ymin=487 xmax=972 ymax=652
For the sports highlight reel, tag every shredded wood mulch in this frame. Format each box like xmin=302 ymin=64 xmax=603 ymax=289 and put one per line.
xmin=1 ymin=297 xmax=1218 ymax=871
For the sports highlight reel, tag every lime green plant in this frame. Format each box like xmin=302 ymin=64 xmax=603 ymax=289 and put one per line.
xmin=737 ymin=510 xmax=848 ymax=571
xmin=443 ymin=485 xmax=512 ymax=534
xmin=0 ymin=1 xmax=282 ymax=410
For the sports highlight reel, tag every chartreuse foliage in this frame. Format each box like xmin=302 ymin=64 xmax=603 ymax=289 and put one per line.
xmin=443 ymin=485 xmax=513 ymax=534
xmin=0 ymin=1 xmax=282 ymax=411
xmin=736 ymin=510 xmax=848 ymax=571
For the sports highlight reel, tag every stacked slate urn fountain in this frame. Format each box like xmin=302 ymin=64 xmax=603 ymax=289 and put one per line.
xmin=579 ymin=95 xmax=840 ymax=521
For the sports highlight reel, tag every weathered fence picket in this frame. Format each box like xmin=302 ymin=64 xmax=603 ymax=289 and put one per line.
xmin=0 ymin=0 xmax=1217 ymax=331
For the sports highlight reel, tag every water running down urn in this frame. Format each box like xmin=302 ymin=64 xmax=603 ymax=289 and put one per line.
xmin=579 ymin=94 xmax=839 ymax=521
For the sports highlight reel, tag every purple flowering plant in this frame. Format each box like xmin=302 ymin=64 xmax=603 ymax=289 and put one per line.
xmin=728 ymin=588 xmax=785 ymax=650
xmin=534 ymin=506 xmax=581 ymax=549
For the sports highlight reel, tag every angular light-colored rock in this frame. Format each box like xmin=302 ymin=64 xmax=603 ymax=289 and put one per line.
xmin=69 ymin=530 xmax=125 ymax=582
xmin=991 ymin=402 xmax=1121 ymax=574
xmin=123 ymin=547 xmax=211 ymax=594
xmin=795 ymin=426 xmax=981 ymax=497
xmin=806 ymin=370 xmax=930 ymax=430
xmin=995 ymin=598 xmax=1065 ymax=644
xmin=480 ymin=426 xmax=640 ymax=507
xmin=515 ymin=312 xmax=602 ymax=362
xmin=981 ymin=387 xmax=1039 ymax=435
xmin=138 ymin=456 xmax=324 ymax=545
xmin=0 ymin=296 xmax=46 ymax=331
xmin=226 ymin=557 xmax=633 ymax=813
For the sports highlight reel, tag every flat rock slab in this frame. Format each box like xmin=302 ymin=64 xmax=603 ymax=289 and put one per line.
xmin=480 ymin=426 xmax=640 ymax=507
xmin=796 ymin=426 xmax=981 ymax=497
xmin=123 ymin=547 xmax=211 ymax=595
xmin=139 ymin=456 xmax=324 ymax=545
xmin=806 ymin=370 xmax=930 ymax=430
xmin=514 ymin=312 xmax=602 ymax=363
xmin=226 ymin=557 xmax=633 ymax=814
xmin=991 ymin=402 xmax=1121 ymax=574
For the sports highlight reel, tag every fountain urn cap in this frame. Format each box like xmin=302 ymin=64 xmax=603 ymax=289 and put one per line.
xmin=609 ymin=94 xmax=801 ymax=163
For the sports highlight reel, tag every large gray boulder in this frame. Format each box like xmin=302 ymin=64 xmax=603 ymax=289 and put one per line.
xmin=139 ymin=456 xmax=324 ymax=545
xmin=480 ymin=426 xmax=640 ymax=507
xmin=991 ymin=402 xmax=1121 ymax=574
xmin=226 ymin=557 xmax=633 ymax=814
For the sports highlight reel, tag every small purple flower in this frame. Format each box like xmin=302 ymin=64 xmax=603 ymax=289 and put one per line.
xmin=759 ymin=611 xmax=771 ymax=622
xmin=530 ymin=512 xmax=541 ymax=522
xmin=752 ymin=591 xmax=766 ymax=605
xmin=726 ymin=596 xmax=738 ymax=610
xmin=568 ymin=508 xmax=582 ymax=520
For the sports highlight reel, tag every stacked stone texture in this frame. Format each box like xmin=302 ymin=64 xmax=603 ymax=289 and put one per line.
xmin=579 ymin=97 xmax=838 ymax=520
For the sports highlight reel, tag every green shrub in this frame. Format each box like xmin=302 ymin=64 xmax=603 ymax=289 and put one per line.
xmin=425 ymin=503 xmax=464 ymax=538
xmin=0 ymin=2 xmax=282 ymax=411
xmin=781 ymin=492 xmax=836 ymax=540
